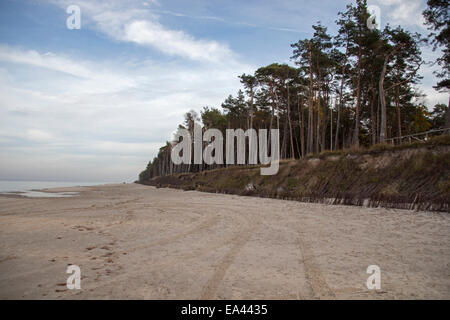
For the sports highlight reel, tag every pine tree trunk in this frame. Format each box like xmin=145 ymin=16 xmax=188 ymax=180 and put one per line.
xmin=352 ymin=46 xmax=362 ymax=148
xmin=396 ymin=85 xmax=402 ymax=144
xmin=308 ymin=42 xmax=314 ymax=154
xmin=379 ymin=55 xmax=389 ymax=143
xmin=380 ymin=45 xmax=403 ymax=143
xmin=370 ymin=89 xmax=376 ymax=145
xmin=321 ymin=89 xmax=328 ymax=151
xmin=335 ymin=42 xmax=349 ymax=151
xmin=330 ymin=106 xmax=333 ymax=151
xmin=316 ymin=67 xmax=322 ymax=154
xmin=287 ymin=85 xmax=295 ymax=158
xmin=298 ymin=95 xmax=305 ymax=157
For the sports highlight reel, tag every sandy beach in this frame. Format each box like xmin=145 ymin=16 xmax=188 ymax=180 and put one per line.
xmin=0 ymin=183 xmax=449 ymax=299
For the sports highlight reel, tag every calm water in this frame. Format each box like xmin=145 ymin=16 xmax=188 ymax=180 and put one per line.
xmin=0 ymin=180 xmax=109 ymax=198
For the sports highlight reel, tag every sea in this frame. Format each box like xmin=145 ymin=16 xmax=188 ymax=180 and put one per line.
xmin=0 ymin=180 xmax=110 ymax=198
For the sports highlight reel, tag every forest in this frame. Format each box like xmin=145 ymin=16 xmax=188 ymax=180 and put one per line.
xmin=139 ymin=0 xmax=449 ymax=181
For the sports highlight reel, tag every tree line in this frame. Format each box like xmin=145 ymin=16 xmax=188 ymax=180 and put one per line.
xmin=139 ymin=0 xmax=449 ymax=181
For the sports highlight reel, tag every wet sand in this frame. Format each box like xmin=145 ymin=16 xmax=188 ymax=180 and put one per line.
xmin=0 ymin=183 xmax=449 ymax=299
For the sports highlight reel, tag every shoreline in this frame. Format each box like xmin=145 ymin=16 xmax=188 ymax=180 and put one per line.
xmin=0 ymin=183 xmax=126 ymax=199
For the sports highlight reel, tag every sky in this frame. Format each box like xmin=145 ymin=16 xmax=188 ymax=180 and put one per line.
xmin=0 ymin=0 xmax=447 ymax=182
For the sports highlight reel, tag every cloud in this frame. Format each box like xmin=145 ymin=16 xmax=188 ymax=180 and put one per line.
xmin=49 ymin=0 xmax=235 ymax=63
xmin=389 ymin=1 xmax=426 ymax=27
xmin=123 ymin=20 xmax=233 ymax=62
xmin=370 ymin=0 xmax=426 ymax=28
xmin=419 ymin=87 xmax=448 ymax=109
xmin=151 ymin=8 xmax=308 ymax=34
xmin=0 ymin=44 xmax=137 ymax=96
xmin=26 ymin=129 xmax=54 ymax=143
xmin=0 ymin=47 xmax=90 ymax=78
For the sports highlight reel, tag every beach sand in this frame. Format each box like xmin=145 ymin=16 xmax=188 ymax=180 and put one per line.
xmin=0 ymin=183 xmax=449 ymax=299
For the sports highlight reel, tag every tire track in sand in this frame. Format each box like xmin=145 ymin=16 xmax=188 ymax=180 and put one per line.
xmin=297 ymin=231 xmax=335 ymax=299
xmin=133 ymin=215 xmax=222 ymax=251
xmin=80 ymin=215 xmax=254 ymax=297
xmin=200 ymin=219 xmax=261 ymax=299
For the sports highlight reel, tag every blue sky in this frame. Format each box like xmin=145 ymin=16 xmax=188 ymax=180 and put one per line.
xmin=0 ymin=0 xmax=446 ymax=182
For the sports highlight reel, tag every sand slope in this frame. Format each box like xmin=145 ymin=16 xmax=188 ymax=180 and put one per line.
xmin=0 ymin=183 xmax=449 ymax=299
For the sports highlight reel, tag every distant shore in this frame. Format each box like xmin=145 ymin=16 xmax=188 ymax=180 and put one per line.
xmin=0 ymin=183 xmax=449 ymax=299
xmin=0 ymin=180 xmax=113 ymax=198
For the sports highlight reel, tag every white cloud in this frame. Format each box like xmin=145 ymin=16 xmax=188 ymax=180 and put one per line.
xmin=370 ymin=0 xmax=426 ymax=28
xmin=26 ymin=129 xmax=54 ymax=143
xmin=0 ymin=48 xmax=90 ymax=78
xmin=123 ymin=20 xmax=233 ymax=62
xmin=49 ymin=0 xmax=234 ymax=63
xmin=0 ymin=44 xmax=137 ymax=96
xmin=419 ymin=87 xmax=449 ymax=109
xmin=389 ymin=0 xmax=426 ymax=27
